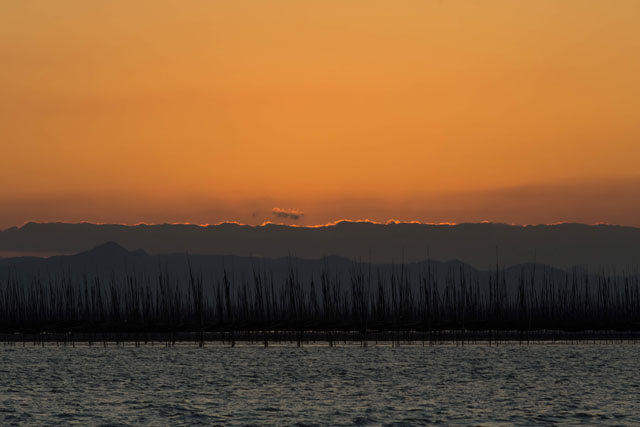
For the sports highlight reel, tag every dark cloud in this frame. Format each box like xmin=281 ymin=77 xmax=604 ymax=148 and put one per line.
xmin=272 ymin=208 xmax=304 ymax=220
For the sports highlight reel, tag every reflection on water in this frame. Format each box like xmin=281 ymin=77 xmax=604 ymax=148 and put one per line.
xmin=2 ymin=343 xmax=639 ymax=425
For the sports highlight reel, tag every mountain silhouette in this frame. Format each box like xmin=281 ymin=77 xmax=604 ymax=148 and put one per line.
xmin=82 ymin=241 xmax=130 ymax=257
xmin=0 ymin=241 xmax=571 ymax=300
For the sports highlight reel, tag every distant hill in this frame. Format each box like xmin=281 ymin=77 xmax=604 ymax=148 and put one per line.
xmin=0 ymin=242 xmax=570 ymax=299
xmin=1 ymin=221 xmax=639 ymax=270
xmin=0 ymin=241 xmax=475 ymax=288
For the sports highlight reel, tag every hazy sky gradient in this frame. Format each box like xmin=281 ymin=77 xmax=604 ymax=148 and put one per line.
xmin=2 ymin=1 xmax=639 ymax=228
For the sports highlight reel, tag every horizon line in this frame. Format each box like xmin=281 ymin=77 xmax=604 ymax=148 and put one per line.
xmin=2 ymin=219 xmax=635 ymax=232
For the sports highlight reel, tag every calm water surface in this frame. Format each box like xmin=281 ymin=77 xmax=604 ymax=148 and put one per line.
xmin=2 ymin=343 xmax=639 ymax=425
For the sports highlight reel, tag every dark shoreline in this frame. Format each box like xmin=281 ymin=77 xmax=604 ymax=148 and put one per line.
xmin=4 ymin=330 xmax=640 ymax=346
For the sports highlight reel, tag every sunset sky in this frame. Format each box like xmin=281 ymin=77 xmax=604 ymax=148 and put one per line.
xmin=2 ymin=1 xmax=640 ymax=228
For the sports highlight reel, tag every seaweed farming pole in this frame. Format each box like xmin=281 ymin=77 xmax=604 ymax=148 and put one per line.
xmin=187 ymin=257 xmax=204 ymax=347
xmin=224 ymin=270 xmax=235 ymax=347
xmin=3 ymin=258 xmax=640 ymax=341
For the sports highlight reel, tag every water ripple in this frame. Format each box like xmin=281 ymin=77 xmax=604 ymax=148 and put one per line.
xmin=1 ymin=344 xmax=640 ymax=425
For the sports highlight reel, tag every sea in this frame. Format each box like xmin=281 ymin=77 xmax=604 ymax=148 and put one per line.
xmin=2 ymin=343 xmax=639 ymax=425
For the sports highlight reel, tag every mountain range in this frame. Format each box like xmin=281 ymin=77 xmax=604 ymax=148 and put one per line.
xmin=1 ymin=241 xmax=572 ymax=299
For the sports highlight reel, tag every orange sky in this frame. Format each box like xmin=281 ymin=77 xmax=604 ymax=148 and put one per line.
xmin=2 ymin=1 xmax=640 ymax=228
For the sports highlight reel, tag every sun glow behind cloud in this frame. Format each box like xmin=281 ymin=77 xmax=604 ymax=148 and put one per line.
xmin=1 ymin=1 xmax=639 ymax=228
